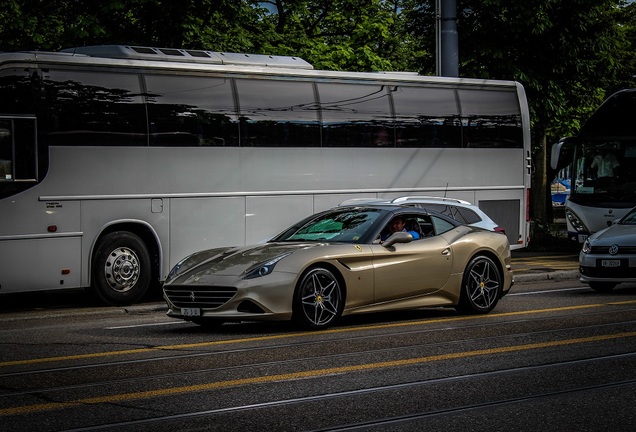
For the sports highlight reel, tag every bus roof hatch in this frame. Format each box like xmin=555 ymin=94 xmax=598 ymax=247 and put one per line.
xmin=60 ymin=45 xmax=314 ymax=69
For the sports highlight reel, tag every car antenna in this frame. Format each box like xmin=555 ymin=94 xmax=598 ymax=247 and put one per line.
xmin=444 ymin=183 xmax=449 ymax=198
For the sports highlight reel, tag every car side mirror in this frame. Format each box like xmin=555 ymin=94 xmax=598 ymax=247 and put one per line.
xmin=382 ymin=231 xmax=413 ymax=248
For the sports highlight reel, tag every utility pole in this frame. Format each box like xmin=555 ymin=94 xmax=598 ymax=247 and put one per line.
xmin=436 ymin=0 xmax=458 ymax=77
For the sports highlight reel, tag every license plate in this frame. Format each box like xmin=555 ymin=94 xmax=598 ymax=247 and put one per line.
xmin=181 ymin=308 xmax=201 ymax=317
xmin=601 ymin=260 xmax=621 ymax=268
xmin=578 ymin=234 xmax=588 ymax=243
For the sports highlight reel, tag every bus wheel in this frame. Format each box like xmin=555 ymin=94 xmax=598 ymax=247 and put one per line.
xmin=91 ymin=232 xmax=151 ymax=306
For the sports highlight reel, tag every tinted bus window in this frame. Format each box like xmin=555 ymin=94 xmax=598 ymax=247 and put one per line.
xmin=0 ymin=69 xmax=36 ymax=115
xmin=40 ymin=69 xmax=146 ymax=146
xmin=458 ymin=89 xmax=523 ymax=148
xmin=392 ymin=86 xmax=461 ymax=148
xmin=236 ymin=78 xmax=320 ymax=147
xmin=145 ymin=74 xmax=238 ymax=147
xmin=317 ymin=82 xmax=394 ymax=147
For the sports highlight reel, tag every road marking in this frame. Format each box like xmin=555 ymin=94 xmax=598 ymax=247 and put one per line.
xmin=509 ymin=287 xmax=587 ymax=296
xmin=104 ymin=321 xmax=185 ymax=330
xmin=2 ymin=300 xmax=636 ymax=369
xmin=2 ymin=330 xmax=636 ymax=417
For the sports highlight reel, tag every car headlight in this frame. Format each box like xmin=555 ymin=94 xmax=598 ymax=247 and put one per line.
xmin=165 ymin=256 xmax=192 ymax=284
xmin=244 ymin=253 xmax=291 ymax=280
xmin=582 ymin=239 xmax=592 ymax=254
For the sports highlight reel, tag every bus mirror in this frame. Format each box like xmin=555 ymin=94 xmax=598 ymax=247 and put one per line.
xmin=551 ymin=137 xmax=575 ymax=172
xmin=550 ymin=141 xmax=563 ymax=170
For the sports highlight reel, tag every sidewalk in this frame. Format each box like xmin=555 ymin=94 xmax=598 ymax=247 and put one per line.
xmin=511 ymin=249 xmax=580 ymax=283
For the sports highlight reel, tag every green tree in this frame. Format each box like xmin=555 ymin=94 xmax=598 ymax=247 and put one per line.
xmin=254 ymin=0 xmax=418 ymax=71
xmin=405 ymin=0 xmax=635 ymax=243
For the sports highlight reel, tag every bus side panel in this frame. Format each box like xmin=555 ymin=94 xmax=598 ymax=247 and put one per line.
xmin=169 ymin=197 xmax=246 ymax=271
xmin=0 ymin=192 xmax=82 ymax=293
xmin=0 ymin=236 xmax=81 ymax=292
xmin=245 ymin=195 xmax=314 ymax=245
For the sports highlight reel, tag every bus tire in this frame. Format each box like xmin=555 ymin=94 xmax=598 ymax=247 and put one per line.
xmin=91 ymin=232 xmax=152 ymax=306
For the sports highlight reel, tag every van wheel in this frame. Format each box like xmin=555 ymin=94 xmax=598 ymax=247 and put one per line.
xmin=91 ymin=232 xmax=151 ymax=306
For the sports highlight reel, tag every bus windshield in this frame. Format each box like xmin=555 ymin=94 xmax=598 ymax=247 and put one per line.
xmin=570 ymin=138 xmax=636 ymax=207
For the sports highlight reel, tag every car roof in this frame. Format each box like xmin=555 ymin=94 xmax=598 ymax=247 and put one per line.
xmin=335 ymin=203 xmax=461 ymax=226
xmin=339 ymin=196 xmax=475 ymax=208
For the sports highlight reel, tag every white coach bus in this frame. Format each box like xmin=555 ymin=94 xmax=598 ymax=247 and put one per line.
xmin=0 ymin=45 xmax=531 ymax=305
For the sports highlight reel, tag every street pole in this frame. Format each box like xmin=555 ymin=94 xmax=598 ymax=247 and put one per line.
xmin=436 ymin=0 xmax=458 ymax=77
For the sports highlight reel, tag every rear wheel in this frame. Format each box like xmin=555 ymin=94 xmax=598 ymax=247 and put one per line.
xmin=589 ymin=282 xmax=617 ymax=292
xmin=457 ymin=255 xmax=502 ymax=314
xmin=293 ymin=267 xmax=344 ymax=329
xmin=91 ymin=232 xmax=152 ymax=306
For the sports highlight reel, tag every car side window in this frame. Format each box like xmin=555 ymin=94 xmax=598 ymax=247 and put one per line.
xmin=456 ymin=207 xmax=482 ymax=224
xmin=431 ymin=216 xmax=456 ymax=235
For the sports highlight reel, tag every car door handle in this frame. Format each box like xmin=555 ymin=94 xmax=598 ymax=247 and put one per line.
xmin=442 ymin=248 xmax=451 ymax=256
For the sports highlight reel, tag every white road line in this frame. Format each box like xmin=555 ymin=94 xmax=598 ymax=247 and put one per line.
xmin=105 ymin=321 xmax=187 ymax=330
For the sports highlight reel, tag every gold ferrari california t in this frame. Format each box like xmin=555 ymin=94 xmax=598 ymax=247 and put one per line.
xmin=163 ymin=204 xmax=514 ymax=329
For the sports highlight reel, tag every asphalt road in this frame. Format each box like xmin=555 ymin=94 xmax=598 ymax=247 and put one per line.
xmin=1 ymin=261 xmax=636 ymax=432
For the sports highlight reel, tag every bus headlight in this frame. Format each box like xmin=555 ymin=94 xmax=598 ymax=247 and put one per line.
xmin=565 ymin=209 xmax=587 ymax=233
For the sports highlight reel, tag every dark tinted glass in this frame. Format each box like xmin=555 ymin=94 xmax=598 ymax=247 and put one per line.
xmin=318 ymin=82 xmax=394 ymax=147
xmin=145 ymin=74 xmax=238 ymax=146
xmin=392 ymin=86 xmax=461 ymax=148
xmin=236 ymin=79 xmax=320 ymax=147
xmin=455 ymin=207 xmax=481 ymax=224
xmin=580 ymin=89 xmax=636 ymax=138
xmin=458 ymin=89 xmax=523 ymax=148
xmin=0 ymin=69 xmax=36 ymax=115
xmin=40 ymin=69 xmax=146 ymax=146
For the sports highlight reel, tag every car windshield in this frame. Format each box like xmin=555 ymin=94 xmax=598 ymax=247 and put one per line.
xmin=275 ymin=209 xmax=383 ymax=243
xmin=621 ymin=209 xmax=636 ymax=225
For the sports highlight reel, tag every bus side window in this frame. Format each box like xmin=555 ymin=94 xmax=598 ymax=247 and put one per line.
xmin=318 ymin=82 xmax=394 ymax=147
xmin=0 ymin=120 xmax=12 ymax=180
xmin=41 ymin=69 xmax=146 ymax=147
xmin=145 ymin=74 xmax=239 ymax=147
xmin=236 ymin=78 xmax=320 ymax=147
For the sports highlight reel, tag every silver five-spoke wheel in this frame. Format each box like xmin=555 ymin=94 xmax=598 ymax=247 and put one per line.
xmin=294 ymin=267 xmax=344 ymax=329
xmin=458 ymin=255 xmax=501 ymax=313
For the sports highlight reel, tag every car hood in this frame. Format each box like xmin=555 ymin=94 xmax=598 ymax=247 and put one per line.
xmin=591 ymin=224 xmax=636 ymax=244
xmin=172 ymin=242 xmax=324 ymax=283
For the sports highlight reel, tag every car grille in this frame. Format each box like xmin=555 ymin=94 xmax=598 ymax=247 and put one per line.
xmin=164 ymin=285 xmax=238 ymax=309
xmin=590 ymin=245 xmax=636 ymax=254
xmin=580 ymin=266 xmax=636 ymax=279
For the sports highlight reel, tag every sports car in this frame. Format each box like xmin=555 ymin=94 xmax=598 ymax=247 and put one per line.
xmin=579 ymin=205 xmax=636 ymax=292
xmin=163 ymin=204 xmax=514 ymax=329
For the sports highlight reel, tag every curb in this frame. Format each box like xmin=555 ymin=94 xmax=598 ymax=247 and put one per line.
xmin=514 ymin=270 xmax=580 ymax=283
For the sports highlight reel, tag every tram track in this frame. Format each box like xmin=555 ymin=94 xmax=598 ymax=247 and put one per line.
xmin=1 ymin=310 xmax=636 ymax=416
xmin=54 ymin=352 xmax=636 ymax=432
xmin=2 ymin=303 xmax=636 ymax=381
xmin=3 ymin=314 xmax=636 ymax=400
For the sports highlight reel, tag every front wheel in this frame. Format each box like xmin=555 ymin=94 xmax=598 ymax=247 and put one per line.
xmin=91 ymin=232 xmax=152 ymax=306
xmin=457 ymin=255 xmax=502 ymax=314
xmin=293 ymin=267 xmax=344 ymax=329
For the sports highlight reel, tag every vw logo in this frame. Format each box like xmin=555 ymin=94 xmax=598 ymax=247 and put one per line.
xmin=190 ymin=291 xmax=196 ymax=302
xmin=609 ymin=244 xmax=619 ymax=255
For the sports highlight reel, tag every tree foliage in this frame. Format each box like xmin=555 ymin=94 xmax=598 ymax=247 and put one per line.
xmin=2 ymin=0 xmax=635 ymax=231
